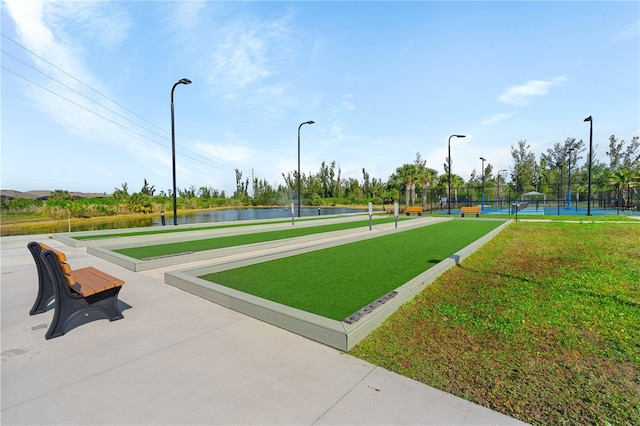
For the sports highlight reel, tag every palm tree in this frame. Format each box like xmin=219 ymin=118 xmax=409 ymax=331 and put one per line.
xmin=417 ymin=167 xmax=438 ymax=209
xmin=390 ymin=163 xmax=419 ymax=206
xmin=609 ymin=169 xmax=639 ymax=208
xmin=450 ymin=174 xmax=465 ymax=208
xmin=574 ymin=181 xmax=587 ymax=209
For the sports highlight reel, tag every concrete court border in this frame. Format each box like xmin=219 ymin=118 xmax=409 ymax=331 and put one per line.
xmin=63 ymin=215 xmax=432 ymax=272
xmin=165 ymin=219 xmax=513 ymax=352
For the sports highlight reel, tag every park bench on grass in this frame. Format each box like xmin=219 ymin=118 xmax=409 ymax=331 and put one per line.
xmin=405 ymin=206 xmax=423 ymax=216
xmin=27 ymin=242 xmax=125 ymax=339
xmin=460 ymin=206 xmax=481 ymax=217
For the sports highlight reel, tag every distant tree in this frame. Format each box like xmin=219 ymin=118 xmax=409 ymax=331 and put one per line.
xmin=48 ymin=189 xmax=72 ymax=202
xmin=252 ymin=177 xmax=278 ymax=205
xmin=362 ymin=168 xmax=371 ymax=197
xmin=343 ymin=177 xmax=364 ymax=202
xmin=234 ymin=169 xmax=249 ymax=198
xmin=318 ymin=161 xmax=337 ymax=198
xmin=140 ymin=179 xmax=155 ymax=196
xmin=199 ymin=186 xmax=212 ymax=200
xmin=113 ymin=183 xmax=129 ymax=201
xmin=178 ymin=186 xmax=196 ymax=199
xmin=510 ymin=140 xmax=537 ymax=194
xmin=538 ymin=138 xmax=586 ymax=196
xmin=390 ymin=163 xmax=418 ymax=206
xmin=607 ymin=135 xmax=640 ymax=171
xmin=127 ymin=192 xmax=152 ymax=213
xmin=417 ymin=166 xmax=438 ymax=209
xmin=449 ymin=174 xmax=465 ymax=207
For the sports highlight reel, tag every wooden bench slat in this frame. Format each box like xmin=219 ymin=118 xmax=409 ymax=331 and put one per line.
xmin=405 ymin=206 xmax=424 ymax=215
xmin=60 ymin=263 xmax=73 ymax=275
xmin=38 ymin=242 xmax=66 ymax=262
xmin=460 ymin=206 xmax=481 ymax=217
xmin=69 ymin=267 xmax=124 ymax=297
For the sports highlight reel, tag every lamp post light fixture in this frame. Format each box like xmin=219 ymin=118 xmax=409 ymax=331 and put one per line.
xmin=447 ymin=134 xmax=466 ymax=214
xmin=567 ymin=147 xmax=575 ymax=209
xmin=297 ymin=120 xmax=315 ymax=217
xmin=584 ymin=116 xmax=593 ymax=216
xmin=170 ymin=78 xmax=192 ymax=226
xmin=479 ymin=156 xmax=486 ymax=211
xmin=498 ymin=169 xmax=507 ymax=211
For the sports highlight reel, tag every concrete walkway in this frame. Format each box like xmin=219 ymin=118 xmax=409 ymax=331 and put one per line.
xmin=1 ymin=232 xmax=526 ymax=425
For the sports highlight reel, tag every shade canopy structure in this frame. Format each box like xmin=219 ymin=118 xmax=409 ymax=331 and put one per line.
xmin=522 ymin=191 xmax=546 ymax=203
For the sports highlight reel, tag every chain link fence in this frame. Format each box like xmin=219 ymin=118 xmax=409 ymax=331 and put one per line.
xmin=403 ymin=182 xmax=640 ymax=215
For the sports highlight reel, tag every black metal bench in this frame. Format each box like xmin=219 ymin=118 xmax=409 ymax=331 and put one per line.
xmin=28 ymin=241 xmax=125 ymax=339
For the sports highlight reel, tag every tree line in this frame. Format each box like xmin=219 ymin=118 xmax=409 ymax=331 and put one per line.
xmin=2 ymin=134 xmax=639 ymax=219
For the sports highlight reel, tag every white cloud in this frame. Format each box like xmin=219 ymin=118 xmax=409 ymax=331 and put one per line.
xmin=498 ymin=76 xmax=567 ymax=107
xmin=481 ymin=111 xmax=520 ymax=126
xmin=171 ymin=0 xmax=207 ymax=34
xmin=612 ymin=20 xmax=639 ymax=43
xmin=191 ymin=136 xmax=256 ymax=164
xmin=204 ymin=14 xmax=295 ymax=105
xmin=245 ymin=83 xmax=294 ymax=124
xmin=341 ymin=95 xmax=355 ymax=111
xmin=48 ymin=2 xmax=132 ymax=48
xmin=4 ymin=0 xmax=51 ymax=46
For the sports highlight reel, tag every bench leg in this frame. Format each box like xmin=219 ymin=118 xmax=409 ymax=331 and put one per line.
xmin=28 ymin=242 xmax=55 ymax=315
xmin=30 ymin=279 xmax=55 ymax=315
xmin=46 ymin=287 xmax=124 ymax=340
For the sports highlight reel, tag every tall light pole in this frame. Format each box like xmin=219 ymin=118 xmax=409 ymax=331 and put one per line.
xmin=567 ymin=147 xmax=575 ymax=209
xmin=479 ymin=156 xmax=486 ymax=211
xmin=584 ymin=116 xmax=593 ymax=216
xmin=498 ymin=169 xmax=507 ymax=211
xmin=297 ymin=120 xmax=314 ymax=217
xmin=171 ymin=78 xmax=192 ymax=225
xmin=447 ymin=134 xmax=466 ymax=214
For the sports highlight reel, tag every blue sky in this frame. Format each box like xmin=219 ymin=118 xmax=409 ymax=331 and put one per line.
xmin=2 ymin=0 xmax=638 ymax=196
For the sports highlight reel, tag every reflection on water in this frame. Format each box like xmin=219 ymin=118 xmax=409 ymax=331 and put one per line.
xmin=3 ymin=218 xmax=156 ymax=236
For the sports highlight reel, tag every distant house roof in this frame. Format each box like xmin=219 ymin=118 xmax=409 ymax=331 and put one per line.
xmin=0 ymin=190 xmax=110 ymax=201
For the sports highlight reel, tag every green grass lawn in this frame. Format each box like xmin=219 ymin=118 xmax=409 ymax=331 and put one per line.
xmin=200 ymin=220 xmax=505 ymax=320
xmin=115 ymin=216 xmax=403 ymax=259
xmin=351 ymin=221 xmax=640 ymax=425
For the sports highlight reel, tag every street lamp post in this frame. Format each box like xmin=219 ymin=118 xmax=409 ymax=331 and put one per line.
xmin=297 ymin=120 xmax=315 ymax=217
xmin=567 ymin=148 xmax=575 ymax=209
xmin=557 ymin=162 xmax=563 ymax=216
xmin=584 ymin=116 xmax=593 ymax=216
xmin=170 ymin=78 xmax=192 ymax=226
xmin=498 ymin=169 xmax=507 ymax=211
xmin=479 ymin=157 xmax=486 ymax=211
xmin=447 ymin=134 xmax=466 ymax=214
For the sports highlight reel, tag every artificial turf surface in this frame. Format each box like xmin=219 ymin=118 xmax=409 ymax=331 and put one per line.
xmin=115 ymin=216 xmax=401 ymax=259
xmin=200 ymin=219 xmax=506 ymax=321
